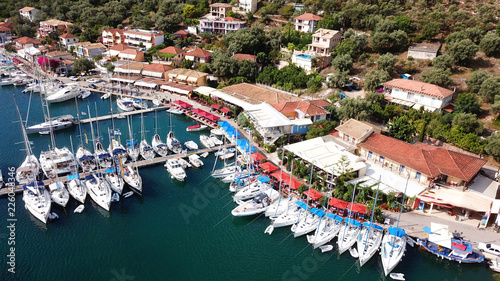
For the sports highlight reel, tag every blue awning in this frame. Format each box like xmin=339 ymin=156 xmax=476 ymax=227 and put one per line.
xmin=423 ymin=227 xmax=433 ymax=234
xmin=326 ymin=213 xmax=343 ymax=222
xmin=295 ymin=201 xmax=309 ymax=210
xmin=98 ymin=153 xmax=111 ymax=159
xmin=344 ymin=218 xmax=362 ymax=227
xmin=258 ymin=175 xmax=271 ymax=183
xmin=218 ymin=121 xmax=232 ymax=130
xmin=236 ymin=139 xmax=256 ymax=153
xmin=363 ymin=222 xmax=383 ymax=231
xmin=105 ymin=168 xmax=117 ymax=174
xmin=314 ymin=209 xmax=326 ymax=218
xmin=67 ymin=174 xmax=79 ymax=180
xmin=388 ymin=226 xmax=406 ymax=237
xmin=226 ymin=128 xmax=240 ymax=138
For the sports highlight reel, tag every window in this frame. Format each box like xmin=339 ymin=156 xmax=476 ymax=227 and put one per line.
xmin=416 ymin=172 xmax=421 ymax=180
xmin=368 ymin=151 xmax=372 ymax=158
xmin=407 ymin=92 xmax=414 ymax=100
xmin=379 ymin=156 xmax=384 ymax=163
xmin=400 ymin=165 xmax=405 ymax=172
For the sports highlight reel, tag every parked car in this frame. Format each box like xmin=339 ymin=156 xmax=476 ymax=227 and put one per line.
xmin=88 ymin=84 xmax=97 ymax=89
xmin=479 ymin=243 xmax=500 ymax=256
xmin=69 ymin=76 xmax=78 ymax=81
xmin=87 ymin=78 xmax=98 ymax=83
xmin=342 ymin=85 xmax=352 ymax=92
xmin=352 ymin=84 xmax=361 ymax=90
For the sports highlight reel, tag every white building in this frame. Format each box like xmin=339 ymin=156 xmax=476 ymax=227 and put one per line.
xmin=407 ymin=43 xmax=441 ymax=60
xmin=37 ymin=19 xmax=72 ymax=38
xmin=123 ymin=29 xmax=164 ymax=51
xmin=199 ymin=3 xmax=246 ymax=34
xmin=382 ymin=79 xmax=455 ymax=112
xmin=101 ymin=28 xmax=125 ymax=47
xmin=59 ymin=33 xmax=79 ymax=49
xmin=239 ymin=0 xmax=257 ymax=13
xmin=184 ymin=48 xmax=212 ymax=66
xmin=294 ymin=13 xmax=323 ymax=33
xmin=19 ymin=7 xmax=39 ymax=22
xmin=291 ymin=29 xmax=340 ymax=72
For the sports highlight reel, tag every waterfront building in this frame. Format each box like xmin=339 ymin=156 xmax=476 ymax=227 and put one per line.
xmin=74 ymin=42 xmax=106 ymax=60
xmin=14 ymin=37 xmax=41 ymax=49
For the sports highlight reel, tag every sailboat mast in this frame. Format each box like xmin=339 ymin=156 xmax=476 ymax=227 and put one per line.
xmin=13 ymin=94 xmax=32 ymax=158
xmin=363 ymin=176 xmax=381 ymax=253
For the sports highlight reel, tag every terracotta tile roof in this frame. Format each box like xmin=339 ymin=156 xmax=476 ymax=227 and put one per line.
xmin=14 ymin=37 xmax=41 ymax=45
xmin=116 ymin=62 xmax=146 ymax=70
xmin=142 ymin=63 xmax=173 ymax=72
xmin=232 ymin=53 xmax=257 ymax=62
xmin=158 ymin=46 xmax=184 ymax=55
xmin=123 ymin=30 xmax=163 ymax=37
xmin=103 ymin=28 xmax=124 ymax=34
xmin=19 ymin=7 xmax=36 ymax=12
xmin=335 ymin=119 xmax=374 ymax=140
xmin=309 ymin=99 xmax=331 ymax=107
xmin=222 ymin=83 xmax=301 ymax=105
xmin=272 ymin=100 xmax=329 ymax=117
xmin=167 ymin=68 xmax=208 ymax=78
xmin=46 ymin=51 xmax=71 ymax=57
xmin=294 ymin=13 xmax=323 ymax=21
xmin=174 ymin=30 xmax=189 ymax=35
xmin=59 ymin=33 xmax=76 ymax=39
xmin=210 ymin=3 xmax=233 ymax=7
xmin=110 ymin=44 xmax=133 ymax=51
xmin=359 ymin=133 xmax=486 ymax=182
xmin=120 ymin=48 xmax=142 ymax=55
xmin=224 ymin=17 xmax=244 ymax=22
xmin=312 ymin=28 xmax=340 ymax=39
xmin=40 ymin=19 xmax=72 ymax=26
xmin=382 ymin=79 xmax=454 ymax=99
xmin=0 ymin=26 xmax=11 ymax=32
xmin=0 ymin=22 xmax=14 ymax=30
xmin=85 ymin=43 xmax=105 ymax=50
xmin=185 ymin=48 xmax=212 ymax=58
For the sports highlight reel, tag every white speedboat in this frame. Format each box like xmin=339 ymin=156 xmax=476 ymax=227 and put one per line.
xmin=212 ymin=163 xmax=237 ymax=178
xmin=46 ymin=85 xmax=81 ymax=103
xmin=184 ymin=140 xmax=198 ymax=150
xmin=48 ymin=181 xmax=70 ymax=207
xmin=187 ymin=124 xmax=207 ymax=132
xmin=22 ymin=84 xmax=41 ymax=93
xmin=210 ymin=128 xmax=225 ymax=136
xmin=16 ymin=155 xmax=40 ymax=185
xmin=167 ymin=107 xmax=183 ymax=115
xmin=122 ymin=165 xmax=142 ymax=195
xmin=215 ymin=148 xmax=235 ymax=157
xmin=126 ymin=140 xmax=139 ymax=162
xmin=167 ymin=131 xmax=182 ymax=154
xmin=140 ymin=139 xmax=155 ymax=160
xmin=188 ymin=154 xmax=203 ymax=168
xmin=39 ymin=147 xmax=78 ymax=178
xmin=210 ymin=135 xmax=223 ymax=146
xmin=0 ymin=77 xmax=15 ymax=86
xmin=200 ymin=135 xmax=215 ymax=148
xmin=101 ymin=93 xmax=111 ymax=100
xmin=78 ymin=89 xmax=91 ymax=99
xmin=153 ymin=99 xmax=162 ymax=106
xmin=66 ymin=176 xmax=87 ymax=204
xmin=357 ymin=222 xmax=384 ymax=266
xmin=22 ymin=181 xmax=51 ymax=224
xmin=291 ymin=208 xmax=323 ymax=238
xmin=389 ymin=273 xmax=405 ymax=281
xmin=307 ymin=213 xmax=343 ymax=248
xmin=76 ymin=146 xmax=96 ymax=172
xmin=381 ymin=227 xmax=407 ymax=276
xmin=134 ymin=99 xmax=148 ymax=109
xmin=117 ymin=97 xmax=135 ymax=111
xmin=105 ymin=168 xmax=124 ymax=195
xmin=152 ymin=134 xmax=168 ymax=157
xmin=95 ymin=141 xmax=113 ymax=168
xmin=164 ymin=158 xmax=186 ymax=181
xmin=337 ymin=218 xmax=362 ymax=254
xmin=84 ymin=173 xmax=112 ymax=211
xmin=108 ymin=139 xmax=128 ymax=162
xmin=25 ymin=115 xmax=75 ymax=134
xmin=233 ymin=176 xmax=272 ymax=201
xmin=232 ymin=189 xmax=280 ymax=217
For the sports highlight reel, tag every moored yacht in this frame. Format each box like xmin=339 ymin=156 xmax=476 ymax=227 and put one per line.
xmin=48 ymin=181 xmax=70 ymax=207
xmin=184 ymin=140 xmax=198 ymax=150
xmin=337 ymin=218 xmax=362 ymax=254
xmin=84 ymin=173 xmax=112 ymax=211
xmin=39 ymin=147 xmax=78 ymax=178
xmin=357 ymin=222 xmax=384 ymax=266
xmin=200 ymin=135 xmax=215 ymax=148
xmin=271 ymin=201 xmax=307 ymax=228
xmin=231 ymin=189 xmax=280 ymax=217
xmin=381 ymin=226 xmax=407 ymax=276
xmin=167 ymin=131 xmax=182 ymax=154
xmin=22 ymin=181 xmax=51 ymax=224
xmin=188 ymin=154 xmax=203 ymax=168
xmin=108 ymin=139 xmax=128 ymax=162
xmin=122 ymin=164 xmax=142 ymax=195
xmin=307 ymin=213 xmax=343 ymax=248
xmin=117 ymin=97 xmax=135 ymax=111
xmin=66 ymin=175 xmax=87 ymax=204
xmin=265 ymin=196 xmax=298 ymax=218
xmin=152 ymin=134 xmax=168 ymax=157
xmin=105 ymin=167 xmax=124 ymax=195
xmin=126 ymin=140 xmax=139 ymax=162
xmin=233 ymin=176 xmax=272 ymax=202
xmin=25 ymin=115 xmax=76 ymax=135
xmin=164 ymin=158 xmax=186 ymax=181
xmin=291 ymin=208 xmax=323 ymax=238
xmin=140 ymin=139 xmax=155 ymax=160
xmin=46 ymin=85 xmax=81 ymax=103
xmin=95 ymin=141 xmax=113 ymax=168
xmin=76 ymin=146 xmax=96 ymax=172
xmin=16 ymin=155 xmax=40 ymax=185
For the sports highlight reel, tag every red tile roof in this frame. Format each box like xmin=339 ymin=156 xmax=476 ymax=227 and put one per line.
xmin=359 ymin=133 xmax=486 ymax=182
xmin=59 ymin=33 xmax=76 ymax=39
xmin=14 ymin=37 xmax=41 ymax=45
xmin=158 ymin=46 xmax=184 ymax=55
xmin=224 ymin=17 xmax=243 ymax=22
xmin=0 ymin=26 xmax=11 ymax=32
xmin=110 ymin=44 xmax=133 ymax=51
xmin=382 ymin=79 xmax=454 ymax=99
xmin=174 ymin=30 xmax=189 ymax=35
xmin=272 ymin=100 xmax=329 ymax=117
xmin=142 ymin=63 xmax=173 ymax=73
xmin=185 ymin=48 xmax=211 ymax=58
xmin=103 ymin=28 xmax=124 ymax=34
xmin=232 ymin=53 xmax=257 ymax=62
xmin=294 ymin=13 xmax=323 ymax=21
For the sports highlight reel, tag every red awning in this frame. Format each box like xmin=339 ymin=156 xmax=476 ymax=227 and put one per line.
xmin=173 ymin=100 xmax=193 ymax=109
xmin=191 ymin=108 xmax=220 ymax=121
xmin=251 ymin=153 xmax=265 ymax=162
xmin=328 ymin=198 xmax=349 ymax=209
xmin=259 ymin=162 xmax=278 ymax=172
xmin=347 ymin=203 xmax=367 ymax=214
xmin=220 ymin=107 xmax=230 ymax=114
xmin=304 ymin=189 xmax=323 ymax=200
xmin=211 ymin=104 xmax=220 ymax=110
xmin=271 ymin=172 xmax=302 ymax=190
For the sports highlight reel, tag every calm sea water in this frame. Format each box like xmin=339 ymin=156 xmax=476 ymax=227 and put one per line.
xmin=0 ymin=85 xmax=496 ymax=281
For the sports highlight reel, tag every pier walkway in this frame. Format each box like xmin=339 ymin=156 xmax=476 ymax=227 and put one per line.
xmin=0 ymin=143 xmax=234 ymax=197
xmin=79 ymin=106 xmax=168 ymax=124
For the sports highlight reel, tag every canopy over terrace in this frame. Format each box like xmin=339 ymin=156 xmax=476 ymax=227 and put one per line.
xmin=173 ymin=100 xmax=193 ymax=109
xmin=271 ymin=171 xmax=303 ymax=189
xmin=236 ymin=139 xmax=256 ymax=154
xmin=347 ymin=202 xmax=367 ymax=214
xmin=134 ymin=78 xmax=165 ymax=89
xmin=304 ymin=189 xmax=323 ymax=200
xmin=251 ymin=153 xmax=266 ymax=162
xmin=259 ymin=162 xmax=278 ymax=173
xmin=217 ymin=121 xmax=240 ymax=139
xmin=329 ymin=198 xmax=349 ymax=209
xmin=417 ymin=188 xmax=492 ymax=213
xmin=191 ymin=108 xmax=220 ymax=121
xmin=161 ymin=82 xmax=196 ymax=95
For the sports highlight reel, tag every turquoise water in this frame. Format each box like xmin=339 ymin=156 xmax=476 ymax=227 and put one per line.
xmin=0 ymin=85 xmax=496 ymax=281
xmin=296 ymin=54 xmax=312 ymax=60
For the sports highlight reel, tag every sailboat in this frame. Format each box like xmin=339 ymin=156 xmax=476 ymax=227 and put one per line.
xmin=66 ymin=174 xmax=87 ymax=204
xmin=126 ymin=115 xmax=139 ymax=162
xmin=357 ymin=178 xmax=383 ymax=266
xmin=307 ymin=213 xmax=343 ymax=248
xmin=271 ymin=200 xmax=307 ymax=228
xmin=121 ymin=162 xmax=143 ymax=195
xmin=152 ymin=110 xmax=168 ymax=157
xmin=105 ymin=166 xmax=124 ymax=195
xmin=84 ymin=173 xmax=112 ymax=211
xmin=107 ymin=100 xmax=128 ymax=162
xmin=139 ymin=111 xmax=155 ymax=160
xmin=291 ymin=208 xmax=323 ymax=238
xmin=166 ymin=111 xmax=182 ymax=154
xmin=48 ymin=181 xmax=70 ymax=207
xmin=16 ymin=155 xmax=40 ymax=185
xmin=89 ymin=106 xmax=112 ymax=169
xmin=75 ymin=98 xmax=96 ymax=172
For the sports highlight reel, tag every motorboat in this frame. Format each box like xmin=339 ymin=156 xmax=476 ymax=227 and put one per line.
xmin=233 ymin=176 xmax=272 ymax=202
xmin=0 ymin=77 xmax=15 ymax=86
xmin=184 ymin=140 xmax=198 ymax=150
xmin=221 ymin=169 xmax=253 ymax=183
xmin=25 ymin=115 xmax=76 ymax=134
xmin=152 ymin=134 xmax=168 ymax=157
xmin=122 ymin=164 xmax=142 ymax=195
xmin=46 ymin=85 xmax=81 ymax=103
xmin=291 ymin=208 xmax=323 ymax=238
xmin=215 ymin=148 xmax=235 ymax=157
xmin=271 ymin=201 xmax=308 ymax=228
xmin=219 ymin=152 xmax=234 ymax=161
xmin=48 ymin=181 xmax=70 ymax=207
xmin=140 ymin=139 xmax=155 ymax=160
xmin=211 ymin=163 xmax=237 ymax=178
xmin=200 ymin=135 xmax=215 ymax=148
xmin=101 ymin=93 xmax=111 ymax=100
xmin=210 ymin=135 xmax=223 ymax=146
xmin=231 ymin=189 xmax=280 ymax=217
xmin=357 ymin=222 xmax=384 ymax=266
xmin=164 ymin=159 xmax=186 ymax=181
xmin=74 ymin=204 xmax=85 ymax=213
xmin=126 ymin=140 xmax=139 ymax=162
xmin=389 ymin=273 xmax=405 ymax=281
xmin=307 ymin=213 xmax=343 ymax=248
xmin=200 ymin=152 xmax=209 ymax=158
xmin=381 ymin=226 xmax=407 ymax=276
xmin=84 ymin=173 xmax=112 ymax=211
xmin=210 ymin=128 xmax=225 ymax=136
xmin=188 ymin=154 xmax=203 ymax=168
xmin=76 ymin=146 xmax=96 ymax=172
xmin=78 ymin=89 xmax=91 ymax=99
xmin=229 ymin=175 xmax=257 ymax=193
xmin=108 ymin=139 xmax=128 ymax=162
xmin=123 ymin=191 xmax=134 ymax=198
xmin=337 ymin=218 xmax=362 ymax=254
xmin=105 ymin=167 xmax=124 ymax=195
xmin=167 ymin=107 xmax=184 ymax=115
xmin=134 ymin=99 xmax=148 ymax=109
xmin=16 ymin=155 xmax=40 ymax=185
xmin=95 ymin=141 xmax=113 ymax=168
xmin=349 ymin=248 xmax=359 ymax=258
xmin=187 ymin=124 xmax=208 ymax=132
xmin=22 ymin=84 xmax=41 ymax=93
xmin=320 ymin=245 xmax=334 ymax=253
xmin=489 ymin=259 xmax=500 ymax=273
xmin=39 ymin=147 xmax=78 ymax=178
xmin=178 ymin=158 xmax=191 ymax=169
xmin=167 ymin=131 xmax=182 ymax=154
xmin=66 ymin=175 xmax=87 ymax=204
xmin=153 ymin=99 xmax=162 ymax=107
xmin=117 ymin=97 xmax=135 ymax=112
xmin=22 ymin=181 xmax=51 ymax=224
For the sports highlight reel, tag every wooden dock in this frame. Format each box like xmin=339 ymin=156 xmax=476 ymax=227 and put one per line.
xmin=0 ymin=143 xmax=234 ymax=197
xmin=79 ymin=106 xmax=168 ymax=124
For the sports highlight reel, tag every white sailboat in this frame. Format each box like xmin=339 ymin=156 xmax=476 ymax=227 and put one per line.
xmin=167 ymin=131 xmax=182 ymax=154
xmin=95 ymin=140 xmax=113 ymax=168
xmin=271 ymin=201 xmax=307 ymax=228
xmin=357 ymin=222 xmax=384 ymax=266
xmin=291 ymin=208 xmax=323 ymax=238
xmin=105 ymin=167 xmax=124 ymax=195
xmin=66 ymin=175 xmax=87 ymax=204
xmin=233 ymin=175 xmax=272 ymax=201
xmin=76 ymin=146 xmax=96 ymax=172
xmin=84 ymin=173 xmax=112 ymax=211
xmin=48 ymin=181 xmax=70 ymax=207
xmin=108 ymin=138 xmax=128 ymax=161
xmin=307 ymin=213 xmax=343 ymax=248
xmin=337 ymin=218 xmax=362 ymax=254
xmin=16 ymin=155 xmax=40 ymax=185
xmin=140 ymin=139 xmax=155 ymax=160
xmin=122 ymin=163 xmax=143 ymax=195
xmin=152 ymin=110 xmax=168 ymax=157
xmin=126 ymin=115 xmax=139 ymax=162
xmin=231 ymin=189 xmax=280 ymax=217
xmin=39 ymin=146 xmax=78 ymax=178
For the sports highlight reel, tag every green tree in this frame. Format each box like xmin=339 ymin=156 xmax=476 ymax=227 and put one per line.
xmin=337 ymin=97 xmax=372 ymax=121
xmin=485 ymin=133 xmax=500 ymax=161
xmin=331 ymin=54 xmax=353 ymax=72
xmin=182 ymin=59 xmax=194 ymax=69
xmin=317 ymin=14 xmax=343 ymax=30
xmin=394 ymin=15 xmax=412 ymax=33
xmin=305 ymin=120 xmax=338 ymax=139
xmin=478 ymin=77 xmax=500 ymax=103
xmin=326 ymin=69 xmax=350 ymax=89
xmin=237 ymin=59 xmax=258 ymax=81
xmin=73 ymin=57 xmax=96 ymax=74
xmin=446 ymin=31 xmax=468 ymax=44
xmin=455 ymin=93 xmax=481 ymax=115
xmin=479 ymin=33 xmax=500 ymax=57
xmin=492 ymin=96 xmax=500 ymax=115
xmin=420 ymin=68 xmax=452 ymax=88
xmin=183 ymin=5 xmax=198 ymax=19
xmin=306 ymin=74 xmax=324 ymax=93
xmin=391 ymin=115 xmax=415 ymax=142
xmin=432 ymin=54 xmax=454 ymax=70
xmin=421 ymin=21 xmax=440 ymax=40
xmin=451 ymin=113 xmax=483 ymax=134
xmin=332 ymin=33 xmax=368 ymax=58
xmin=466 ymin=70 xmax=489 ymax=93
xmin=364 ymin=70 xmax=391 ymax=92
xmin=376 ymin=53 xmax=398 ymax=73
xmin=446 ymin=39 xmax=478 ymax=66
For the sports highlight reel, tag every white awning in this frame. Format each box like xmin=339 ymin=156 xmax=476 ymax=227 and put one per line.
xmin=110 ymin=77 xmax=137 ymax=83
xmin=187 ymin=76 xmax=198 ymax=83
xmin=141 ymin=70 xmax=163 ymax=78
xmin=160 ymin=84 xmax=190 ymax=95
xmin=115 ymin=68 xmax=141 ymax=74
xmin=209 ymin=90 xmax=253 ymax=110
xmin=134 ymin=80 xmax=157 ymax=88
xmin=194 ymin=86 xmax=217 ymax=96
xmin=176 ymin=74 xmax=188 ymax=81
